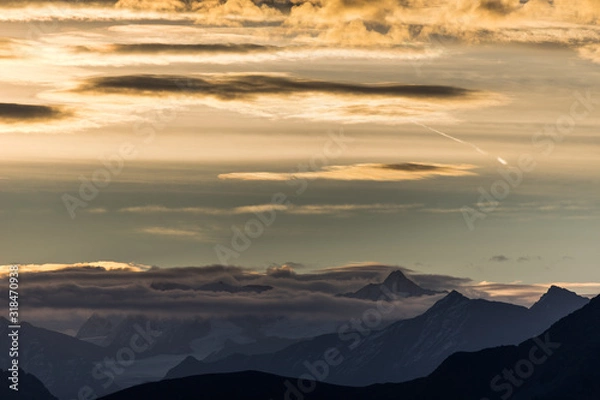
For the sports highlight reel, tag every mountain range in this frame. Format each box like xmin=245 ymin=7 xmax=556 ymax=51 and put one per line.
xmin=99 ymin=291 xmax=600 ymax=400
xmin=165 ymin=286 xmax=589 ymax=385
xmin=2 ymin=282 xmax=590 ymax=399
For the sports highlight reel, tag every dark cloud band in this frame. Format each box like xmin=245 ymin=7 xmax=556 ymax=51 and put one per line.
xmin=107 ymin=43 xmax=278 ymax=54
xmin=0 ymin=103 xmax=68 ymax=122
xmin=77 ymin=74 xmax=475 ymax=100
xmin=380 ymin=163 xmax=450 ymax=172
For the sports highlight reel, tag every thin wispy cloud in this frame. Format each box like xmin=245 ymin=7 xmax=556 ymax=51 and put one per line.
xmin=117 ymin=203 xmax=422 ymax=216
xmin=55 ymin=42 xmax=436 ymax=66
xmin=489 ymin=255 xmax=510 ymax=262
xmin=106 ymin=43 xmax=279 ymax=54
xmin=281 ymin=203 xmax=421 ymax=215
xmin=137 ymin=226 xmax=209 ymax=240
xmin=517 ymin=255 xmax=542 ymax=263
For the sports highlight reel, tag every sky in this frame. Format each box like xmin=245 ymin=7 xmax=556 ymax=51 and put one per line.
xmin=1 ymin=0 xmax=600 ymax=301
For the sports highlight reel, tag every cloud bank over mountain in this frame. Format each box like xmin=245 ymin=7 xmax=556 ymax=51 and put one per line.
xmin=2 ymin=261 xmax=597 ymax=334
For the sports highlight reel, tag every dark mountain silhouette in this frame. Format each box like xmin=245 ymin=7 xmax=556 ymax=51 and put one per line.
xmin=0 ymin=315 xmax=230 ymax=399
xmin=339 ymin=270 xmax=442 ymax=300
xmin=102 ymin=315 xmax=211 ymax=357
xmin=166 ymin=287 xmax=586 ymax=385
xmin=76 ymin=313 xmax=122 ymax=346
xmin=391 ymin=288 xmax=600 ymax=399
xmin=4 ymin=286 xmax=588 ymax=399
xmin=0 ymin=317 xmax=105 ymax=400
xmin=0 ymin=369 xmax=58 ymax=400
xmin=99 ymin=292 xmax=600 ymax=400
xmin=99 ymin=370 xmax=364 ymax=400
xmin=78 ymin=313 xmax=289 ymax=360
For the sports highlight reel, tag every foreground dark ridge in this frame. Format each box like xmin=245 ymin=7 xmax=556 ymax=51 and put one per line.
xmin=0 ymin=369 xmax=57 ymax=400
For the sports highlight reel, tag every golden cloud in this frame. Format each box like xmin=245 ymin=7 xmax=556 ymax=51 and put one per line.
xmin=0 ymin=261 xmax=152 ymax=276
xmin=218 ymin=162 xmax=478 ymax=182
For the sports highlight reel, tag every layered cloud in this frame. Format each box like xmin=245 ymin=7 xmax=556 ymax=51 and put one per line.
xmin=2 ymin=0 xmax=596 ymax=136
xmin=21 ymin=22 xmax=440 ymax=69
xmin=4 ymin=0 xmax=600 ymax=49
xmin=2 ymin=261 xmax=598 ymax=327
xmin=218 ymin=162 xmax=478 ymax=182
xmin=0 ymin=262 xmax=447 ymax=328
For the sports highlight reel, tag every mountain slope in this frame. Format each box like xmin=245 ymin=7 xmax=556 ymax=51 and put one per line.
xmin=102 ymin=315 xmax=211 ymax=357
xmin=91 ymin=314 xmax=289 ymax=360
xmin=395 ymin=290 xmax=600 ymax=399
xmin=0 ymin=317 xmax=105 ymax=400
xmin=166 ymin=290 xmax=549 ymax=385
xmin=76 ymin=313 xmax=122 ymax=346
xmin=529 ymin=285 xmax=589 ymax=327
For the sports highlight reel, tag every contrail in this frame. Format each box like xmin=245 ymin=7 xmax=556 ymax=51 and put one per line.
xmin=411 ymin=121 xmax=508 ymax=166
